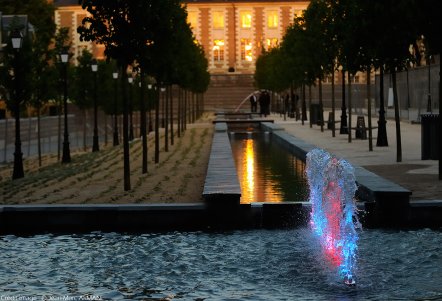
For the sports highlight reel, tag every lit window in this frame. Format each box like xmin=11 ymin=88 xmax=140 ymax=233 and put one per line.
xmin=241 ymin=38 xmax=253 ymax=61
xmin=188 ymin=11 xmax=198 ymax=30
xmin=267 ymin=11 xmax=278 ymax=28
xmin=266 ymin=38 xmax=279 ymax=50
xmin=212 ymin=11 xmax=224 ymax=29
xmin=240 ymin=11 xmax=252 ymax=28
xmin=213 ymin=39 xmax=225 ymax=62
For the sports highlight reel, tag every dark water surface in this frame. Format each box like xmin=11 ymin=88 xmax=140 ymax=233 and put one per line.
xmin=1 ymin=229 xmax=441 ymax=300
xmin=229 ymin=132 xmax=308 ymax=203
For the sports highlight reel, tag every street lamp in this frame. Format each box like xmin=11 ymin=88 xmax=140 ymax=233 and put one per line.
xmin=128 ymin=75 xmax=134 ymax=141
xmin=91 ymin=59 xmax=99 ymax=152
xmin=11 ymin=30 xmax=23 ymax=49
xmin=60 ymin=49 xmax=71 ymax=163
xmin=11 ymin=30 xmax=24 ymax=179
xmin=112 ymin=70 xmax=119 ymax=146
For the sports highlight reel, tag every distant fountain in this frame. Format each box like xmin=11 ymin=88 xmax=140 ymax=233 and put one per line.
xmin=306 ymin=149 xmax=360 ymax=285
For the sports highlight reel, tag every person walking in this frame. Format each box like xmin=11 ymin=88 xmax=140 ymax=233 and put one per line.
xmin=260 ymin=90 xmax=270 ymax=117
xmin=249 ymin=93 xmax=258 ymax=113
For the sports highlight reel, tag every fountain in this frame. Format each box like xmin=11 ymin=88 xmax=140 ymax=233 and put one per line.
xmin=306 ymin=148 xmax=361 ymax=286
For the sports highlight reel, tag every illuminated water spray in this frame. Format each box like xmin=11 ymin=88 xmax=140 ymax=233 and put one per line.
xmin=306 ymin=148 xmax=360 ymax=285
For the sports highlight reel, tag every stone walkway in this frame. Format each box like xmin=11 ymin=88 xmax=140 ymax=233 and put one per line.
xmin=269 ymin=112 xmax=441 ymax=201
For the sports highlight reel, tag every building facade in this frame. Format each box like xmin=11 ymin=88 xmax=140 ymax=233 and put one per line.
xmin=186 ymin=1 xmax=308 ymax=74
xmin=53 ymin=0 xmax=105 ymax=62
xmin=53 ymin=0 xmax=309 ymax=74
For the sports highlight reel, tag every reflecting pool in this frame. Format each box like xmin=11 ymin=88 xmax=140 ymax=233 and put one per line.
xmin=229 ymin=132 xmax=308 ymax=203
xmin=1 ymin=229 xmax=441 ymax=300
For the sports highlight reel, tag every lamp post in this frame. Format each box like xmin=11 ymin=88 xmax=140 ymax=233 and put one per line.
xmin=128 ymin=75 xmax=134 ymax=141
xmin=376 ymin=65 xmax=388 ymax=146
xmin=60 ymin=49 xmax=71 ymax=163
xmin=11 ymin=30 xmax=24 ymax=179
xmin=112 ymin=71 xmax=119 ymax=146
xmin=91 ymin=59 xmax=99 ymax=152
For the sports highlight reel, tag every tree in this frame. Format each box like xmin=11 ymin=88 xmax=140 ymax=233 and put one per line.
xmin=367 ymin=0 xmax=419 ymax=162
xmin=255 ymin=47 xmax=290 ymax=93
xmin=30 ymin=64 xmax=58 ymax=167
xmin=78 ymin=0 xmax=200 ymax=189
xmin=71 ymin=49 xmax=94 ymax=151
xmin=96 ymin=59 xmax=119 ymax=146
xmin=78 ymin=0 xmax=141 ymax=191
xmin=0 ymin=0 xmax=56 ymax=175
xmin=280 ymin=16 xmax=318 ymax=124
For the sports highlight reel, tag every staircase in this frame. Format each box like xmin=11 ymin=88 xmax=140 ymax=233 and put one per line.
xmin=204 ymin=74 xmax=256 ymax=112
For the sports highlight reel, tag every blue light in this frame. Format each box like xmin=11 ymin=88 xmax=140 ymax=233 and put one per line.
xmin=306 ymin=149 xmax=361 ymax=285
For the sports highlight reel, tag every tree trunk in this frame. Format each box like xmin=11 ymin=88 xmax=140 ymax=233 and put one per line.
xmin=301 ymin=84 xmax=307 ymax=124
xmin=164 ymin=85 xmax=169 ymax=152
xmin=170 ymin=85 xmax=174 ymax=146
xmin=331 ymin=69 xmax=336 ymax=137
xmin=37 ymin=105 xmax=42 ymax=167
xmin=192 ymin=92 xmax=196 ymax=123
xmin=83 ymin=110 xmax=87 ymax=151
xmin=319 ymin=78 xmax=324 ymax=132
xmin=392 ymin=69 xmax=402 ymax=162
xmin=183 ymin=90 xmax=187 ymax=131
xmin=104 ymin=114 xmax=108 ymax=146
xmin=309 ymin=85 xmax=312 ymax=128
xmin=340 ymin=69 xmax=348 ymax=134
xmin=129 ymin=83 xmax=134 ymax=141
xmin=121 ymin=65 xmax=131 ymax=191
xmin=139 ymin=71 xmax=147 ymax=174
xmin=367 ymin=68 xmax=373 ymax=151
xmin=348 ymin=72 xmax=352 ymax=143
xmin=3 ymin=116 xmax=8 ymax=163
xmin=27 ymin=109 xmax=31 ymax=157
xmin=177 ymin=87 xmax=181 ymax=138
xmin=155 ymin=84 xmax=160 ymax=164
xmin=57 ymin=101 xmax=61 ymax=161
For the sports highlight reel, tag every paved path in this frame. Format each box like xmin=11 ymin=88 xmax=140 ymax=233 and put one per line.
xmin=268 ymin=112 xmax=441 ymax=201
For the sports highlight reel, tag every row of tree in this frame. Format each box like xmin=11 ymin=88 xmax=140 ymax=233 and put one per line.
xmin=78 ymin=0 xmax=210 ymax=191
xmin=0 ymin=0 xmax=210 ymax=190
xmin=255 ymin=0 xmax=440 ymax=164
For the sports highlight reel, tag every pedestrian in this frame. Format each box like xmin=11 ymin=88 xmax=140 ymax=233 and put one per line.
xmin=249 ymin=93 xmax=257 ymax=113
xmin=285 ymin=93 xmax=290 ymax=117
xmin=261 ymin=90 xmax=270 ymax=117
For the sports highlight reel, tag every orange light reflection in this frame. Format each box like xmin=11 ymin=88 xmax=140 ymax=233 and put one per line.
xmin=239 ymin=138 xmax=283 ymax=204
xmin=245 ymin=139 xmax=255 ymax=196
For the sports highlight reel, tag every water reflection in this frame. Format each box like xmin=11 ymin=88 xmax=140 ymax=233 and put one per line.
xmin=230 ymin=132 xmax=307 ymax=203
xmin=245 ymin=139 xmax=255 ymax=197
